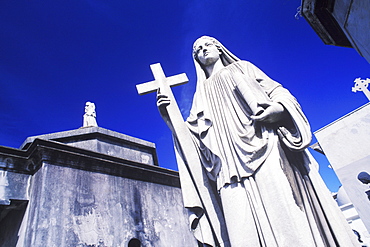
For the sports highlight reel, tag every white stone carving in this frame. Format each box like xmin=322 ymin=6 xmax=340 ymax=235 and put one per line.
xmin=352 ymin=78 xmax=370 ymax=101
xmin=137 ymin=36 xmax=359 ymax=247
xmin=83 ymin=102 xmax=98 ymax=127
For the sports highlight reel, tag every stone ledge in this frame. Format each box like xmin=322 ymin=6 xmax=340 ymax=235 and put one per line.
xmin=0 ymin=138 xmax=180 ymax=187
xmin=20 ymin=127 xmax=159 ymax=166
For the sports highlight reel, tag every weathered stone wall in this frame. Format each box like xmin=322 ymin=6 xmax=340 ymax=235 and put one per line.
xmin=333 ymin=0 xmax=370 ymax=63
xmin=302 ymin=0 xmax=370 ymax=63
xmin=18 ymin=163 xmax=195 ymax=247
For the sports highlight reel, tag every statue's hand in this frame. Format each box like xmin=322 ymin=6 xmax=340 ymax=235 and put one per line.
xmin=250 ymin=101 xmax=285 ymax=123
xmin=156 ymin=90 xmax=171 ymax=121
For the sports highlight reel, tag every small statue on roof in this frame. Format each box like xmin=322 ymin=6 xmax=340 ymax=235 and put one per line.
xmin=83 ymin=101 xmax=98 ymax=127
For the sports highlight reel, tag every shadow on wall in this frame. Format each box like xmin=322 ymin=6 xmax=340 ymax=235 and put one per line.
xmin=0 ymin=200 xmax=28 ymax=247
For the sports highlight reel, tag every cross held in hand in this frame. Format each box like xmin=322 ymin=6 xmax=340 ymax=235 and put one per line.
xmin=136 ymin=63 xmax=189 ymax=138
xmin=136 ymin=63 xmax=188 ymax=95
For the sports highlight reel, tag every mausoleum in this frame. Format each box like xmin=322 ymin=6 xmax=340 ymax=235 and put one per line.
xmin=0 ymin=126 xmax=196 ymax=246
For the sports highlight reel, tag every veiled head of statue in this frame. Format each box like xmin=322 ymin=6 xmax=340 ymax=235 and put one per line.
xmin=193 ymin=36 xmax=222 ymax=61
xmin=193 ymin=36 xmax=222 ymax=67
xmin=193 ymin=36 xmax=239 ymax=68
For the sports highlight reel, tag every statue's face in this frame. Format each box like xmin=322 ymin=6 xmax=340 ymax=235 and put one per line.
xmin=194 ymin=39 xmax=221 ymax=66
xmin=85 ymin=102 xmax=94 ymax=113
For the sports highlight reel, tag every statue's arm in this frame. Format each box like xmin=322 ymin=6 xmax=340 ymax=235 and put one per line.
xmin=247 ymin=61 xmax=311 ymax=150
xmin=240 ymin=61 xmax=287 ymax=123
xmin=268 ymin=86 xmax=312 ymax=152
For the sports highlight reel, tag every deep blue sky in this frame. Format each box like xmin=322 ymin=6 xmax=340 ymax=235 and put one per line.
xmin=1 ymin=1 xmax=368 ymax=192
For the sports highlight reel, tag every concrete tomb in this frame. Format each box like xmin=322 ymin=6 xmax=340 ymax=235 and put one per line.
xmin=0 ymin=127 xmax=196 ymax=246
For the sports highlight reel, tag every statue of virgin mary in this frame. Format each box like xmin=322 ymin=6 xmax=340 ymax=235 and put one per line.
xmin=158 ymin=36 xmax=358 ymax=247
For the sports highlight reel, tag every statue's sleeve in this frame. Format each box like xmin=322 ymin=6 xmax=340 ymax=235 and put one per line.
xmin=271 ymin=86 xmax=312 ymax=151
xmin=247 ymin=61 xmax=312 ymax=151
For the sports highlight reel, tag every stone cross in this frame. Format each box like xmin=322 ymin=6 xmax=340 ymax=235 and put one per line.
xmin=136 ymin=63 xmax=188 ymax=95
xmin=136 ymin=63 xmax=191 ymax=144
xmin=136 ymin=63 xmax=189 ymax=137
xmin=352 ymin=78 xmax=370 ymax=101
xmin=136 ymin=64 xmax=224 ymax=232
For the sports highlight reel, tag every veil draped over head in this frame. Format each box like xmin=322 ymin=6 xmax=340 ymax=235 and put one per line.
xmin=188 ymin=36 xmax=240 ymax=124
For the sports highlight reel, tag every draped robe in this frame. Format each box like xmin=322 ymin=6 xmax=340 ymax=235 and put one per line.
xmin=173 ymin=61 xmax=358 ymax=246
